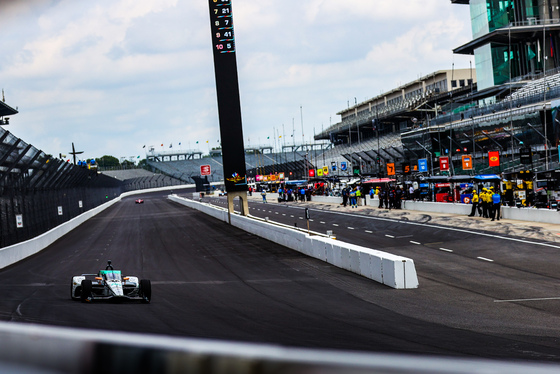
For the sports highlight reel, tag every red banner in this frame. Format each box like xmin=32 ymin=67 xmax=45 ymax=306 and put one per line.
xmin=308 ymin=169 xmax=315 ymax=177
xmin=200 ymin=165 xmax=211 ymax=176
xmin=488 ymin=151 xmax=500 ymax=167
xmin=439 ymin=156 xmax=449 ymax=171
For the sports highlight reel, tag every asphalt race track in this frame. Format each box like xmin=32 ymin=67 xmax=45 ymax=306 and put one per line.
xmin=2 ymin=191 xmax=560 ymax=362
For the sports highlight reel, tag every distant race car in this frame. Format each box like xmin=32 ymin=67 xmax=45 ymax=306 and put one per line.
xmin=218 ymin=190 xmax=227 ymax=196
xmin=135 ymin=199 xmax=144 ymax=204
xmin=71 ymin=261 xmax=151 ymax=303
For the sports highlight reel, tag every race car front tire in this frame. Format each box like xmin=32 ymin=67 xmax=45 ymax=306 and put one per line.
xmin=140 ymin=279 xmax=151 ymax=303
xmin=80 ymin=279 xmax=92 ymax=303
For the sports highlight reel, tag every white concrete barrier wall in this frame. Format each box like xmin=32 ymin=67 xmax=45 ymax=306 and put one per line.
xmin=266 ymin=192 xmax=560 ymax=225
xmin=501 ymin=206 xmax=560 ymax=224
xmin=402 ymin=200 xmax=471 ymax=215
xmin=168 ymin=195 xmax=418 ymax=289
xmin=402 ymin=199 xmax=560 ymax=225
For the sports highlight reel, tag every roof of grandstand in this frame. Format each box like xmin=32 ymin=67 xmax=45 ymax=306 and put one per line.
xmin=0 ymin=101 xmax=18 ymax=117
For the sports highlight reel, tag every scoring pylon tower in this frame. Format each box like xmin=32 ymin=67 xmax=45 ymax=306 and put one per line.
xmin=208 ymin=0 xmax=249 ymax=218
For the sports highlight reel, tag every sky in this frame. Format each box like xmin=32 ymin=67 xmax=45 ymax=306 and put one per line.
xmin=0 ymin=0 xmax=474 ymax=163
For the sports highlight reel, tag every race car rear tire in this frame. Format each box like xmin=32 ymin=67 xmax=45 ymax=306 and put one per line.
xmin=140 ymin=279 xmax=151 ymax=303
xmin=80 ymin=279 xmax=92 ymax=303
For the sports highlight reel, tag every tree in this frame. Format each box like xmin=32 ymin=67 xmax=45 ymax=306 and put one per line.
xmin=138 ymin=158 xmax=148 ymax=168
xmin=95 ymin=155 xmax=120 ymax=168
xmin=121 ymin=160 xmax=135 ymax=169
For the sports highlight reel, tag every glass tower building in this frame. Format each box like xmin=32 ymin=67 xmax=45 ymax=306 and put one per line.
xmin=454 ymin=0 xmax=560 ymax=90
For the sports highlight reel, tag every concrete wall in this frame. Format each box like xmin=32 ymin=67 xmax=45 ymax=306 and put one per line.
xmin=402 ymin=200 xmax=471 ymax=215
xmin=1 ymin=321 xmax=552 ymax=374
xmin=402 ymin=200 xmax=560 ymax=224
xmin=169 ymin=195 xmax=419 ymax=289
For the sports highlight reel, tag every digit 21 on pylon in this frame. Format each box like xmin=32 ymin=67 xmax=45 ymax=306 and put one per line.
xmin=211 ymin=0 xmax=235 ymax=54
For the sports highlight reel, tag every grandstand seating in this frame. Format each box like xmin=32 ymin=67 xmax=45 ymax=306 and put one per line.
xmin=144 ymin=132 xmax=407 ymax=182
xmin=101 ymin=169 xmax=155 ymax=181
xmin=506 ymin=72 xmax=560 ymax=101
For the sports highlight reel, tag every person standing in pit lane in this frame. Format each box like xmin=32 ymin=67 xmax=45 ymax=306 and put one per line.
xmin=349 ymin=187 xmax=357 ymax=208
xmin=261 ymin=189 xmax=267 ymax=203
xmin=388 ymin=186 xmax=395 ymax=210
xmin=342 ymin=187 xmax=349 ymax=207
xmin=395 ymin=186 xmax=403 ymax=209
xmin=491 ymin=187 xmax=501 ymax=221
xmin=468 ymin=189 xmax=479 ymax=217
xmin=378 ymin=188 xmax=385 ymax=208
xmin=480 ymin=188 xmax=488 ymax=218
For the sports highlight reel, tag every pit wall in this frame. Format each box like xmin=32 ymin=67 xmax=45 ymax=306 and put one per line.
xmin=0 ymin=185 xmax=194 ymax=270
xmin=168 ymin=195 xmax=419 ymax=289
xmin=270 ymin=193 xmax=560 ymax=225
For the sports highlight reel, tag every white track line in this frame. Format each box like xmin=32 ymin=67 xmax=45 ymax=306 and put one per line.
xmin=299 ymin=207 xmax=560 ymax=250
xmin=494 ymin=296 xmax=560 ymax=303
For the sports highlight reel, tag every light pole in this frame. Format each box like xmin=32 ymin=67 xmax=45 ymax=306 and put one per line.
xmin=527 ymin=122 xmax=550 ymax=168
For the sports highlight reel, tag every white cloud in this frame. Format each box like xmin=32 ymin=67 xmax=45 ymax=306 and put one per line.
xmin=0 ymin=0 xmax=473 ymax=160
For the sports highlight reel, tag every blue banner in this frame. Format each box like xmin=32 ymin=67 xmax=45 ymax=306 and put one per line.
xmin=418 ymin=159 xmax=428 ymax=172
xmin=341 ymin=161 xmax=347 ymax=171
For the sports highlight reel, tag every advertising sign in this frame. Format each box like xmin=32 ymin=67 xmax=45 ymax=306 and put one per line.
xmin=520 ymin=147 xmax=532 ymax=164
xmin=341 ymin=161 xmax=347 ymax=171
xmin=439 ymin=156 xmax=449 ymax=171
xmin=488 ymin=151 xmax=500 ymax=167
xmin=16 ymin=214 xmax=23 ymax=228
xmin=309 ymin=169 xmax=316 ymax=177
xmin=317 ymin=168 xmax=323 ymax=177
xmin=462 ymin=155 xmax=473 ymax=170
xmin=331 ymin=161 xmax=337 ymax=171
xmin=418 ymin=159 xmax=428 ymax=172
xmin=323 ymin=166 xmax=329 ymax=176
xmin=402 ymin=163 xmax=411 ymax=174
xmin=201 ymin=165 xmax=211 ymax=176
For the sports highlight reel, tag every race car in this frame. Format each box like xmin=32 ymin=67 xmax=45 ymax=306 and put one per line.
xmin=71 ymin=261 xmax=151 ymax=303
xmin=135 ymin=199 xmax=144 ymax=204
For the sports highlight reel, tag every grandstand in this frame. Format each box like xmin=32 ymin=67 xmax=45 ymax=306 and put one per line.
xmin=145 ymin=141 xmax=333 ymax=183
xmin=303 ymin=3 xmax=560 ymax=186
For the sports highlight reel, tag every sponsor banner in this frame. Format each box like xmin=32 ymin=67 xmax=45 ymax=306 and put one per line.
xmin=462 ymin=155 xmax=473 ymax=170
xmin=439 ymin=156 xmax=449 ymax=171
xmin=488 ymin=151 xmax=500 ymax=167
